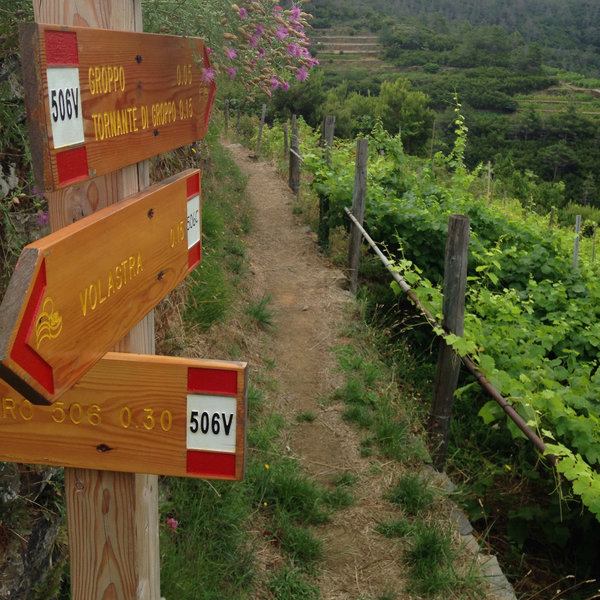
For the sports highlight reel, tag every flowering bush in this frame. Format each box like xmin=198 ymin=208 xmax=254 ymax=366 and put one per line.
xmin=215 ymin=1 xmax=317 ymax=100
xmin=143 ymin=0 xmax=318 ymax=102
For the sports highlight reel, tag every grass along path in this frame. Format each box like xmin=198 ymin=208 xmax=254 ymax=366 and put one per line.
xmin=157 ymin=138 xmax=516 ymax=599
xmin=224 ymin=142 xmax=515 ymax=600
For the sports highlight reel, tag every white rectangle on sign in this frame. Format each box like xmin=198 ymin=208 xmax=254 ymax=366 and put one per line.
xmin=187 ymin=194 xmax=201 ymax=249
xmin=187 ymin=394 xmax=236 ymax=453
xmin=46 ymin=67 xmax=85 ymax=149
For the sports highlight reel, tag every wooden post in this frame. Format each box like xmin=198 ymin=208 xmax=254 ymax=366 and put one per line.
xmin=574 ymin=214 xmax=582 ymax=269
xmin=283 ymin=121 xmax=289 ymax=159
xmin=348 ymin=139 xmax=368 ymax=294
xmin=318 ymin=115 xmax=335 ymax=251
xmin=256 ymin=102 xmax=267 ymax=154
xmin=33 ymin=2 xmax=159 ymax=599
xmin=288 ymin=116 xmax=300 ymax=196
xmin=224 ymin=99 xmax=230 ymax=138
xmin=428 ymin=215 xmax=470 ymax=471
xmin=322 ymin=115 xmax=335 ymax=157
xmin=430 ymin=119 xmax=436 ymax=171
xmin=235 ymin=108 xmax=241 ymax=142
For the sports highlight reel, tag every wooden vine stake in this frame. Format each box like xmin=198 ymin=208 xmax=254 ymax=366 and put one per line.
xmin=282 ymin=121 xmax=289 ymax=159
xmin=256 ymin=102 xmax=267 ymax=154
xmin=318 ymin=115 xmax=335 ymax=251
xmin=348 ymin=139 xmax=368 ymax=294
xmin=224 ymin=99 xmax=230 ymax=137
xmin=573 ymin=214 xmax=582 ymax=269
xmin=288 ymin=114 xmax=300 ymax=196
xmin=428 ymin=214 xmax=470 ymax=470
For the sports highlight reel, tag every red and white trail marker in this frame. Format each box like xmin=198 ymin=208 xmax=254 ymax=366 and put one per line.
xmin=0 ymin=352 xmax=247 ymax=480
xmin=19 ymin=24 xmax=216 ymax=191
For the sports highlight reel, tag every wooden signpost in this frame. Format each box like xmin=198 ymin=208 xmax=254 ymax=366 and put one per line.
xmin=1 ymin=2 xmax=239 ymax=599
xmin=0 ymin=169 xmax=202 ymax=405
xmin=19 ymin=24 xmax=216 ymax=191
xmin=0 ymin=353 xmax=247 ymax=480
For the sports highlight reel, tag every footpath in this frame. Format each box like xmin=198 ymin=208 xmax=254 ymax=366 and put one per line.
xmin=223 ymin=142 xmax=516 ymax=600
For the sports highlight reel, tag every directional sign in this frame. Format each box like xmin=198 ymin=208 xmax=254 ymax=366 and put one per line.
xmin=19 ymin=24 xmax=216 ymax=191
xmin=0 ymin=169 xmax=202 ymax=405
xmin=0 ymin=353 xmax=246 ymax=480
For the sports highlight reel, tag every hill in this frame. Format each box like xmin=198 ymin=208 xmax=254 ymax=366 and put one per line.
xmin=311 ymin=0 xmax=600 ymax=77
xmin=295 ymin=1 xmax=600 ymax=210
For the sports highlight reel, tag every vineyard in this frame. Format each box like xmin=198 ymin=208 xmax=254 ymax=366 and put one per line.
xmin=256 ymin=108 xmax=600 ymax=540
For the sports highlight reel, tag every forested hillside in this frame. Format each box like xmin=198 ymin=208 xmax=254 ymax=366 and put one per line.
xmin=312 ymin=0 xmax=600 ymax=77
xmin=266 ymin=0 xmax=600 ymax=215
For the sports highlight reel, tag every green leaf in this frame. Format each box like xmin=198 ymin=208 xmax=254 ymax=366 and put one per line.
xmin=478 ymin=353 xmax=495 ymax=375
xmin=478 ymin=400 xmax=503 ymax=425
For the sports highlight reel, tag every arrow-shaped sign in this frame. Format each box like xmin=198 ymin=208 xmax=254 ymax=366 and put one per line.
xmin=19 ymin=24 xmax=216 ymax=191
xmin=0 ymin=169 xmax=202 ymax=405
xmin=0 ymin=352 xmax=246 ymax=480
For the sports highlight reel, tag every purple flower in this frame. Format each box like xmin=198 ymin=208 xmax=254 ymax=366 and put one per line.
xmin=200 ymin=67 xmax=215 ymax=82
xmin=273 ymin=5 xmax=282 ymax=11
xmin=275 ymin=27 xmax=288 ymax=41
xmin=255 ymin=24 xmax=264 ymax=37
xmin=270 ymin=77 xmax=279 ymax=90
xmin=206 ymin=46 xmax=212 ymax=54
xmin=249 ymin=35 xmax=259 ymax=48
xmin=37 ymin=212 xmax=50 ymax=227
xmin=257 ymin=47 xmax=266 ymax=59
xmin=280 ymin=81 xmax=290 ymax=92
xmin=225 ymin=47 xmax=237 ymax=60
xmin=239 ymin=7 xmax=248 ymax=19
xmin=296 ymin=66 xmax=308 ymax=81
xmin=166 ymin=517 xmax=178 ymax=531
xmin=286 ymin=43 xmax=302 ymax=58
xmin=290 ymin=4 xmax=301 ymax=23
xmin=227 ymin=67 xmax=237 ymax=80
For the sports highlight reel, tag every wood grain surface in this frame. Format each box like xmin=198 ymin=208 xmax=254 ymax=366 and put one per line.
xmin=0 ymin=169 xmax=200 ymax=404
xmin=0 ymin=352 xmax=247 ymax=479
xmin=20 ymin=23 xmax=215 ymax=191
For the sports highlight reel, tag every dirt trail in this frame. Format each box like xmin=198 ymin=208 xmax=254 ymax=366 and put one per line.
xmin=225 ymin=142 xmax=415 ymax=598
xmin=224 ymin=143 xmax=512 ymax=600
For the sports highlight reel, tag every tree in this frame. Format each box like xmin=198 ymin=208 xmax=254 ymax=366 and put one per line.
xmin=538 ymin=140 xmax=579 ymax=181
xmin=525 ymin=42 xmax=543 ymax=74
xmin=375 ymin=78 xmax=435 ymax=154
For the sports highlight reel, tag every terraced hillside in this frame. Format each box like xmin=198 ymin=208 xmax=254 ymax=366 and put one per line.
xmin=312 ymin=29 xmax=392 ymax=71
xmin=516 ymin=81 xmax=600 ymax=115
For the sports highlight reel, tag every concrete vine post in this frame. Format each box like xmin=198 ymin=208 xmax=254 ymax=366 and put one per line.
xmin=348 ymin=139 xmax=368 ymax=295
xmin=428 ymin=214 xmax=470 ymax=471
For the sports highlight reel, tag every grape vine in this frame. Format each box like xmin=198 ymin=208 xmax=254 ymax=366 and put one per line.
xmin=286 ymin=115 xmax=600 ymax=520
